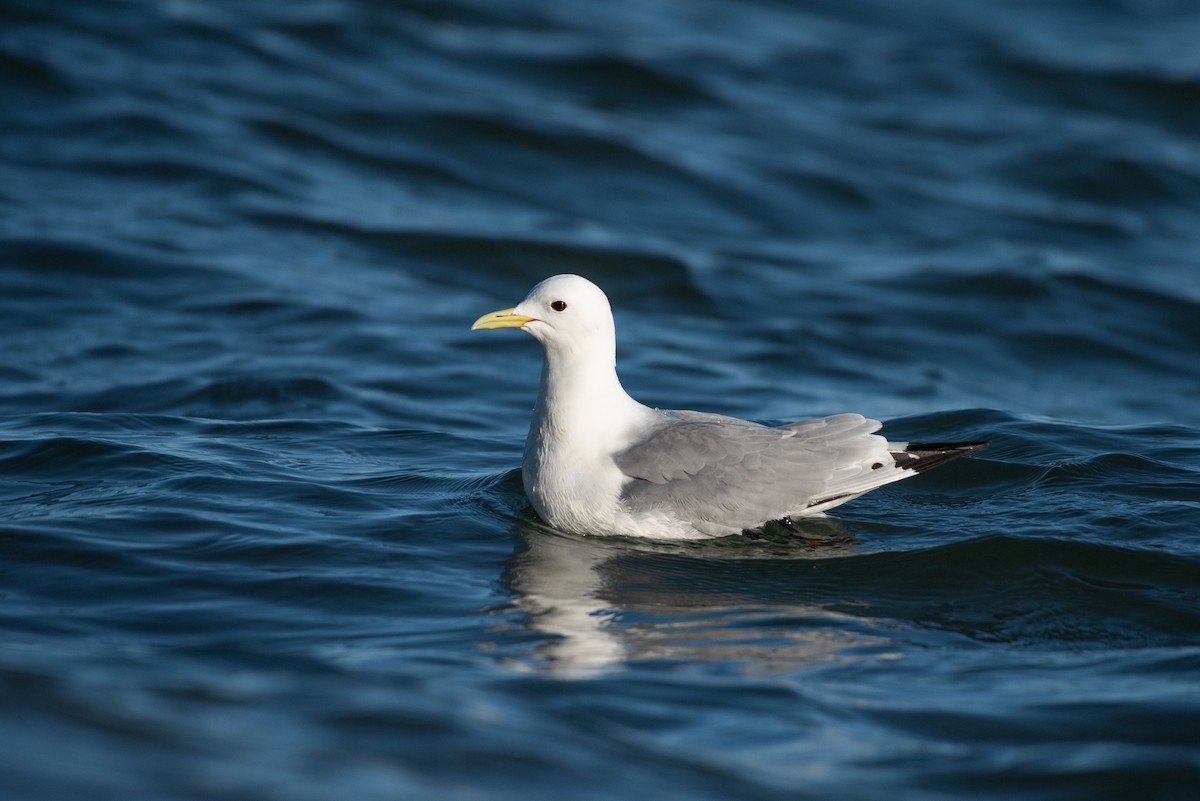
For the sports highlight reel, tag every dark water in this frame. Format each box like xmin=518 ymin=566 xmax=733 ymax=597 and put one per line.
xmin=3 ymin=0 xmax=1200 ymax=798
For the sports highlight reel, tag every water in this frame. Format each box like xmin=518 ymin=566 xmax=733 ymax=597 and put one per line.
xmin=2 ymin=1 xmax=1199 ymax=799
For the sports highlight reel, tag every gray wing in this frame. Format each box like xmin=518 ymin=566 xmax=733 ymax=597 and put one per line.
xmin=613 ymin=410 xmax=902 ymax=530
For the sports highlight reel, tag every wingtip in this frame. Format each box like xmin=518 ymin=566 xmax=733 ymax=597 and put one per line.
xmin=905 ymin=440 xmax=988 ymax=453
xmin=894 ymin=440 xmax=989 ymax=473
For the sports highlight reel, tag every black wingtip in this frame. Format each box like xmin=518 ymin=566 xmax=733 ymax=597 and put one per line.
xmin=892 ymin=441 xmax=989 ymax=473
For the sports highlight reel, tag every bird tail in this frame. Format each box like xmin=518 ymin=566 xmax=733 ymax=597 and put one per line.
xmin=890 ymin=441 xmax=988 ymax=473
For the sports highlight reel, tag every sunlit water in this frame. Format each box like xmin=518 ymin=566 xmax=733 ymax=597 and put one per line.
xmin=2 ymin=1 xmax=1199 ymax=799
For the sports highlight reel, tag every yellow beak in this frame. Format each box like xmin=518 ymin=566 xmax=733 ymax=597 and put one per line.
xmin=471 ymin=307 xmax=537 ymax=331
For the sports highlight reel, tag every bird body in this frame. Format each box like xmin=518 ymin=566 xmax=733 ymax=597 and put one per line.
xmin=473 ymin=274 xmax=985 ymax=539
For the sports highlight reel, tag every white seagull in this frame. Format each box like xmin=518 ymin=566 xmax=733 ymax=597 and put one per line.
xmin=472 ymin=274 xmax=986 ymax=539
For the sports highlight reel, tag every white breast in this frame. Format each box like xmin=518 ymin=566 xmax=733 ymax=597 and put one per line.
xmin=522 ymin=435 xmax=626 ymax=534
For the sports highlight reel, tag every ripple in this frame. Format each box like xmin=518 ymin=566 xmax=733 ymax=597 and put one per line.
xmin=477 ymin=51 xmax=717 ymax=110
xmin=5 ymin=1 xmax=1200 ymax=799
xmin=609 ymin=534 xmax=1200 ymax=650
xmin=1002 ymin=54 xmax=1200 ymax=135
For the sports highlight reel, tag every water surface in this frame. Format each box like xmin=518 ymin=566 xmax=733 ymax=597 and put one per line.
xmin=2 ymin=1 xmax=1199 ymax=799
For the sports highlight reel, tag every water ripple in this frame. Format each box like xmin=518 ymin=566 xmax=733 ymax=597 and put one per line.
xmin=4 ymin=1 xmax=1200 ymax=798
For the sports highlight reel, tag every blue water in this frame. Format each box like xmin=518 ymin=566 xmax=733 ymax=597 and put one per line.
xmin=3 ymin=1 xmax=1200 ymax=799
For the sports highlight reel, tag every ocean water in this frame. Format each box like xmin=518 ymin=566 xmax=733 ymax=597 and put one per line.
xmin=2 ymin=1 xmax=1200 ymax=799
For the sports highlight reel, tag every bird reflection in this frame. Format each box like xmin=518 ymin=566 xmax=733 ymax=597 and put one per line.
xmin=499 ymin=517 xmax=893 ymax=677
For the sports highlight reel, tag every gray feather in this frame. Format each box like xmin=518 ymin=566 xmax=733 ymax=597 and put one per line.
xmin=614 ymin=410 xmax=898 ymax=530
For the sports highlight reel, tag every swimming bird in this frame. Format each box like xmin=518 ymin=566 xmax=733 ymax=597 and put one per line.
xmin=472 ymin=274 xmax=986 ymax=539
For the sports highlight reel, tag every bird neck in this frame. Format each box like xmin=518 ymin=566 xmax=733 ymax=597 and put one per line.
xmin=532 ymin=342 xmax=640 ymax=446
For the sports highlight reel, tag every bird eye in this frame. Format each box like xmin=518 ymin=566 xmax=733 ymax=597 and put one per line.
xmin=550 ymin=300 xmax=567 ymax=312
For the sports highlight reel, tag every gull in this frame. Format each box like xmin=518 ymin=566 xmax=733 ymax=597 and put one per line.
xmin=472 ymin=274 xmax=986 ymax=539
